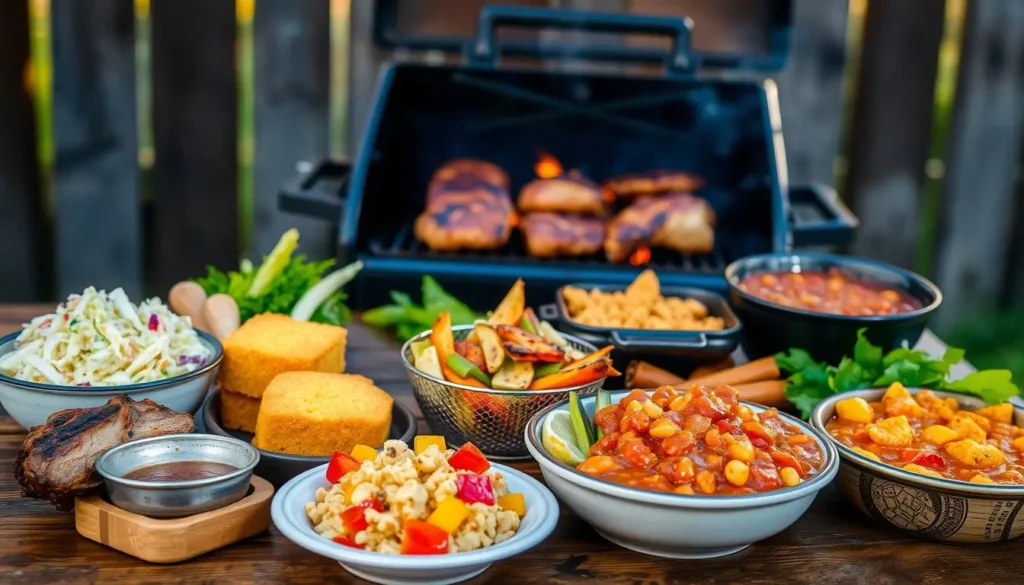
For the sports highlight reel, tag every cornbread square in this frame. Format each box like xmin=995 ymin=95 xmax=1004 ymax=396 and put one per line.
xmin=253 ymin=372 xmax=393 ymax=457
xmin=219 ymin=389 xmax=261 ymax=433
xmin=217 ymin=313 xmax=347 ymax=398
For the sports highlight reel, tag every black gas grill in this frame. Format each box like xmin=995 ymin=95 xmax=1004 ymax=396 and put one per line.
xmin=281 ymin=3 xmax=857 ymax=309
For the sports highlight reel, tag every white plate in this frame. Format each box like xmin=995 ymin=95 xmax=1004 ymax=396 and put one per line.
xmin=272 ymin=462 xmax=559 ymax=585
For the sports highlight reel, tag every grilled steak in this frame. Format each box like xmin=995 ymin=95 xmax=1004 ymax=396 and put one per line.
xmin=14 ymin=395 xmax=196 ymax=510
xmin=603 ymin=170 xmax=704 ymax=200
xmin=517 ymin=172 xmax=607 ymax=216
xmin=605 ymin=193 xmax=716 ymax=262
xmin=521 ymin=213 xmax=605 ymax=258
xmin=416 ymin=158 xmax=514 ymax=251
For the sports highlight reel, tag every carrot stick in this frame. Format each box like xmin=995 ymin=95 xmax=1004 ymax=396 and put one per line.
xmin=675 ymin=357 xmax=780 ymax=390
xmin=688 ymin=358 xmax=735 ymax=380
xmin=731 ymin=380 xmax=788 ymax=407
xmin=626 ymin=361 xmax=684 ymax=388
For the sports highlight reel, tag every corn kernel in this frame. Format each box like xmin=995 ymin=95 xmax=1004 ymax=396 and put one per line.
xmin=1013 ymin=436 xmax=1024 ymax=452
xmin=725 ymin=460 xmax=750 ymax=487
xmin=921 ymin=425 xmax=960 ymax=446
xmin=668 ymin=394 xmax=691 ymax=412
xmin=427 ymin=497 xmax=469 ymax=533
xmin=970 ymin=474 xmax=995 ymax=485
xmin=350 ymin=444 xmax=379 ymax=463
xmin=902 ymin=463 xmax=943 ymax=479
xmin=850 ymin=446 xmax=880 ymax=461
xmin=497 ymin=493 xmax=527 ymax=516
xmin=780 ymin=466 xmax=801 ymax=486
xmin=696 ymin=470 xmax=717 ymax=494
xmin=881 ymin=289 xmax=900 ymax=302
xmin=414 ymin=435 xmax=446 ymax=455
xmin=626 ymin=400 xmax=643 ymax=413
xmin=705 ymin=428 xmax=723 ymax=449
xmin=737 ymin=405 xmax=754 ymax=421
xmin=642 ymin=400 xmax=664 ymax=418
xmin=727 ymin=442 xmax=755 ymax=464
xmin=648 ymin=418 xmax=680 ymax=439
xmin=673 ymin=483 xmax=695 ymax=495
xmin=835 ymin=397 xmax=874 ymax=424
xmin=706 ymin=454 xmax=724 ymax=470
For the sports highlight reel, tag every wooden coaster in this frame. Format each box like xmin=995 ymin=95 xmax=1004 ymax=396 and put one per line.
xmin=74 ymin=475 xmax=274 ymax=563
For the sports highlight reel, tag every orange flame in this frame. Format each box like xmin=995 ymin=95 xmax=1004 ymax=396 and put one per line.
xmin=535 ymin=152 xmax=563 ymax=179
xmin=629 ymin=246 xmax=652 ymax=266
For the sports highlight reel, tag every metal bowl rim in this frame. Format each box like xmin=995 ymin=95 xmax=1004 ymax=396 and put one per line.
xmin=400 ymin=324 xmax=606 ymax=396
xmin=724 ymin=252 xmax=943 ymax=323
xmin=811 ymin=387 xmax=1024 ymax=497
xmin=96 ymin=432 xmax=260 ymax=490
xmin=0 ymin=329 xmax=223 ymax=394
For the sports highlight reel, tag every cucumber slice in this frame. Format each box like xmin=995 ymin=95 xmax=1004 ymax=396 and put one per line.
xmin=568 ymin=391 xmax=597 ymax=453
xmin=595 ymin=389 xmax=613 ymax=438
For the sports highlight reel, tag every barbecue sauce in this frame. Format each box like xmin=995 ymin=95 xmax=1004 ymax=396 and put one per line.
xmin=123 ymin=460 xmax=238 ymax=482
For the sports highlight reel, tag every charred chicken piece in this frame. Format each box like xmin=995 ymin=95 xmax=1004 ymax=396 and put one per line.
xmin=15 ymin=395 xmax=196 ymax=511
xmin=520 ymin=213 xmax=605 ymax=258
xmin=604 ymin=193 xmax=716 ymax=262
xmin=415 ymin=190 xmax=515 ymax=252
xmin=427 ymin=158 xmax=510 ymax=206
xmin=517 ymin=171 xmax=606 ymax=216
xmin=603 ymin=170 xmax=704 ymax=200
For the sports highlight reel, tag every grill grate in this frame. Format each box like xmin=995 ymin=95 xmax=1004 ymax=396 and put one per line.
xmin=367 ymin=219 xmax=731 ymax=273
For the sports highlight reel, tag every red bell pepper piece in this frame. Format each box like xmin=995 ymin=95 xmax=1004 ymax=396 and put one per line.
xmin=770 ymin=451 xmax=804 ymax=475
xmin=332 ymin=535 xmax=364 ymax=549
xmin=448 ymin=443 xmax=490 ymax=474
xmin=715 ymin=419 xmax=735 ymax=434
xmin=400 ymin=520 xmax=450 ymax=555
xmin=326 ymin=451 xmax=360 ymax=484
xmin=910 ymin=452 xmax=947 ymax=471
xmin=456 ymin=473 xmax=495 ymax=505
xmin=341 ymin=498 xmax=384 ymax=535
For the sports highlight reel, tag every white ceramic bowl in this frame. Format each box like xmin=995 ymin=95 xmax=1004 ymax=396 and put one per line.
xmin=525 ymin=390 xmax=839 ymax=559
xmin=0 ymin=330 xmax=222 ymax=429
xmin=272 ymin=462 xmax=559 ymax=585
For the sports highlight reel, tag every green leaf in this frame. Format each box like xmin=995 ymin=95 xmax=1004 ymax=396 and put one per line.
xmin=941 ymin=346 xmax=966 ymax=366
xmin=310 ymin=292 xmax=352 ymax=326
xmin=852 ymin=329 xmax=883 ymax=378
xmin=882 ymin=347 xmax=927 ymax=368
xmin=774 ymin=349 xmax=825 ymax=374
xmin=785 ymin=385 xmax=829 ymax=420
xmin=874 ymin=360 xmax=923 ymax=388
xmin=361 ymin=305 xmax=412 ymax=328
xmin=832 ymin=357 xmax=870 ymax=392
xmin=944 ymin=370 xmax=1020 ymax=404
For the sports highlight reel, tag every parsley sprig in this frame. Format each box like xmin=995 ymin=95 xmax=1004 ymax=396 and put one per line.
xmin=777 ymin=329 xmax=1020 ymax=419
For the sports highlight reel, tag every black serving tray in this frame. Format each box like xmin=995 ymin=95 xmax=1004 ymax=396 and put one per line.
xmin=539 ymin=282 xmax=742 ymax=373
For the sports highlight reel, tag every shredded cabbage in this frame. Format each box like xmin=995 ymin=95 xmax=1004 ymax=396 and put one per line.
xmin=0 ymin=287 xmax=212 ymax=386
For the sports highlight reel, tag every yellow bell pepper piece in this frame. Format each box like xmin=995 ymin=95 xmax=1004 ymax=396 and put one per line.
xmin=427 ymin=497 xmax=469 ymax=534
xmin=350 ymin=444 xmax=379 ymax=463
xmin=497 ymin=493 xmax=526 ymax=517
xmin=414 ymin=435 xmax=447 ymax=455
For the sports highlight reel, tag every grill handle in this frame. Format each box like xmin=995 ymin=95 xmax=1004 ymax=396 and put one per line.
xmin=790 ymin=182 xmax=859 ymax=248
xmin=611 ymin=330 xmax=709 ymax=350
xmin=277 ymin=159 xmax=350 ymax=221
xmin=468 ymin=6 xmax=696 ymax=77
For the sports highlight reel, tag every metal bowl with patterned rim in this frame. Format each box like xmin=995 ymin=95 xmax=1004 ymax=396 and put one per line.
xmin=811 ymin=388 xmax=1024 ymax=543
xmin=401 ymin=324 xmax=605 ymax=460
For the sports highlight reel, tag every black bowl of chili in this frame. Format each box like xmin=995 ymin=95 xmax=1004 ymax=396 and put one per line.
xmin=725 ymin=253 xmax=942 ymax=363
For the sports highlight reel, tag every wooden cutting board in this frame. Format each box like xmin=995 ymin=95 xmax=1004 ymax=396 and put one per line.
xmin=74 ymin=476 xmax=274 ymax=563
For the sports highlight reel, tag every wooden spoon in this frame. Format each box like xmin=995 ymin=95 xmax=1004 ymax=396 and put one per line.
xmin=169 ymin=281 xmax=209 ymax=331
xmin=203 ymin=294 xmax=241 ymax=340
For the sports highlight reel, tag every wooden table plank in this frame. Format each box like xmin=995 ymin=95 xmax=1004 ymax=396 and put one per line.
xmin=1 ymin=305 xmax=1022 ymax=584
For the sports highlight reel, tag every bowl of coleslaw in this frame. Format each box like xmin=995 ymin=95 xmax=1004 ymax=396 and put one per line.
xmin=0 ymin=287 xmax=223 ymax=429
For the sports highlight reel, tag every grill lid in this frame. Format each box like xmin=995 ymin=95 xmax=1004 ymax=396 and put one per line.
xmin=372 ymin=1 xmax=792 ymax=73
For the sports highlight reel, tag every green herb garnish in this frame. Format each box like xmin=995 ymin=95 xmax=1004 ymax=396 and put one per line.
xmin=362 ymin=276 xmax=481 ymax=341
xmin=777 ymin=328 xmax=1020 ymax=419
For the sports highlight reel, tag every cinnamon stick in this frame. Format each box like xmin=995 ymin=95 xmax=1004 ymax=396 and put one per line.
xmin=675 ymin=357 xmax=780 ymax=390
xmin=625 ymin=361 xmax=683 ymax=388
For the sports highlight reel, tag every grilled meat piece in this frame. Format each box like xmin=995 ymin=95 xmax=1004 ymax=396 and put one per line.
xmin=415 ymin=191 xmax=515 ymax=251
xmin=427 ymin=158 xmax=510 ymax=206
xmin=15 ymin=395 xmax=196 ymax=510
xmin=521 ymin=213 xmax=605 ymax=258
xmin=517 ymin=172 xmax=607 ymax=216
xmin=603 ymin=170 xmax=704 ymax=200
xmin=605 ymin=193 xmax=715 ymax=262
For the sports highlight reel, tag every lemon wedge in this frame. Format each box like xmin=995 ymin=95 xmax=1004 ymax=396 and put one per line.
xmin=542 ymin=410 xmax=588 ymax=466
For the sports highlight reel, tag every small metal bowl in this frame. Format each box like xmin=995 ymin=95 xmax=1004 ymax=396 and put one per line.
xmin=96 ymin=433 xmax=259 ymax=518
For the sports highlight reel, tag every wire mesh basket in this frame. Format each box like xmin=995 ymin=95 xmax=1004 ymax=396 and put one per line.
xmin=401 ymin=325 xmax=606 ymax=459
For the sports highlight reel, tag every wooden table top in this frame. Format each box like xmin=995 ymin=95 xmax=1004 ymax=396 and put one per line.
xmin=0 ymin=305 xmax=1019 ymax=584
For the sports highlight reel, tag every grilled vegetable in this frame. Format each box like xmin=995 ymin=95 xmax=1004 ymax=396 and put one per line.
xmin=538 ymin=320 xmax=569 ymax=347
xmin=488 ymin=279 xmax=526 ymax=326
xmin=595 ymin=388 xmax=613 ymax=438
xmin=495 ymin=325 xmax=565 ymax=362
xmin=473 ymin=324 xmax=506 ymax=374
xmin=454 ymin=340 xmax=487 ymax=372
xmin=520 ymin=307 xmax=542 ymax=335
xmin=414 ymin=345 xmax=444 ymax=379
xmin=492 ymin=360 xmax=534 ymax=390
xmin=569 ymin=391 xmax=597 ymax=451
xmin=447 ymin=353 xmax=492 ymax=386
xmin=431 ymin=313 xmax=485 ymax=387
xmin=534 ymin=362 xmax=563 ymax=378
xmin=530 ymin=359 xmax=617 ymax=390
xmin=564 ymin=346 xmax=614 ymax=370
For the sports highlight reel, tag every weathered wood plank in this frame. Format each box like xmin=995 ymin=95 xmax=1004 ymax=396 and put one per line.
xmin=0 ymin=1 xmax=45 ymax=302
xmin=50 ymin=0 xmax=141 ymax=300
xmin=845 ymin=0 xmax=945 ymax=269
xmin=931 ymin=0 xmax=1024 ymax=331
xmin=252 ymin=0 xmax=333 ymax=260
xmin=150 ymin=0 xmax=238 ymax=294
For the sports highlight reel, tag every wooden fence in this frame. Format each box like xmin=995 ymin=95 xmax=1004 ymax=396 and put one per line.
xmin=1 ymin=0 xmax=1023 ymax=334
